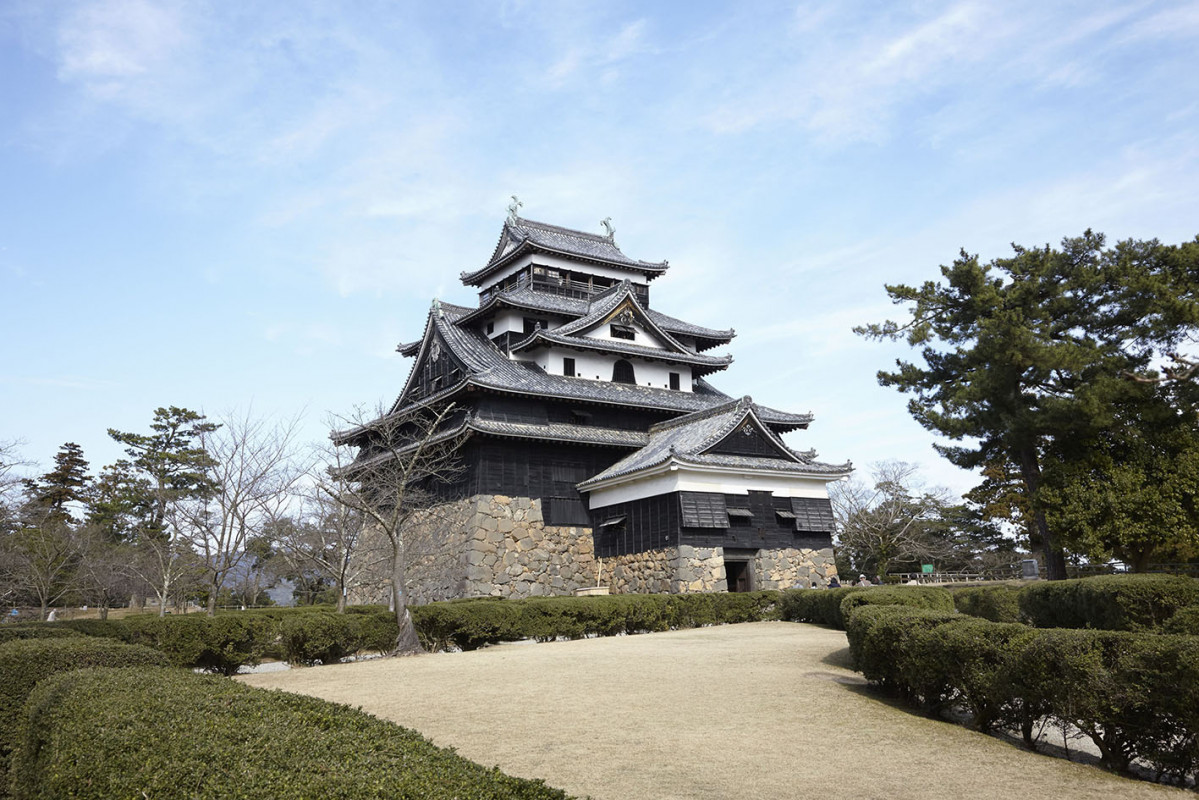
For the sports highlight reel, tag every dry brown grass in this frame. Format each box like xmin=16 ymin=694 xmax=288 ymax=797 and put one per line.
xmin=240 ymin=621 xmax=1185 ymax=800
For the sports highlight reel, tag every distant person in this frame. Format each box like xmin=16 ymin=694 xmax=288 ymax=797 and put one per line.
xmin=46 ymin=609 xmax=57 ymax=622
xmin=856 ymin=575 xmax=871 ymax=587
xmin=872 ymin=576 xmax=883 ymax=586
xmin=827 ymin=576 xmax=841 ymax=589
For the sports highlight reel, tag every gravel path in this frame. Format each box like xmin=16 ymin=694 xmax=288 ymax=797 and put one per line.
xmin=240 ymin=621 xmax=1184 ymax=800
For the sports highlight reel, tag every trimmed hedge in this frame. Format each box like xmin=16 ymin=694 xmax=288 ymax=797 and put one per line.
xmin=777 ymin=586 xmax=953 ymax=630
xmin=1163 ymin=606 xmax=1199 ymax=636
xmin=9 ymin=666 xmax=572 ymax=800
xmin=280 ymin=613 xmax=369 ymax=665
xmin=777 ymin=587 xmax=866 ymax=627
xmin=62 ymin=614 xmax=276 ymax=675
xmin=0 ymin=637 xmax=169 ymax=761
xmin=1019 ymin=574 xmax=1199 ymax=631
xmin=950 ymin=585 xmax=1023 ymax=623
xmin=838 ymin=586 xmax=954 ymax=625
xmin=0 ymin=624 xmax=82 ymax=644
xmin=844 ymin=605 xmax=1199 ymax=780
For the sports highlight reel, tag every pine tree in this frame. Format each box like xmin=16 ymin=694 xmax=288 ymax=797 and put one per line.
xmin=23 ymin=442 xmax=90 ymax=523
xmin=857 ymin=232 xmax=1199 ymax=579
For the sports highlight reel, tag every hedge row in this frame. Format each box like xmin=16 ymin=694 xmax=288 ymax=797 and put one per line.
xmin=61 ymin=614 xmax=280 ymax=675
xmin=0 ymin=624 xmax=82 ymax=644
xmin=844 ymin=605 xmax=1199 ymax=781
xmin=777 ymin=585 xmax=954 ymax=630
xmin=412 ymin=591 xmax=783 ymax=651
xmin=9 ymin=666 xmax=572 ymax=799
xmin=47 ymin=592 xmax=783 ymax=670
xmin=1019 ymin=574 xmax=1199 ymax=631
xmin=0 ymin=637 xmax=169 ymax=765
xmin=948 ymin=585 xmax=1023 ymax=623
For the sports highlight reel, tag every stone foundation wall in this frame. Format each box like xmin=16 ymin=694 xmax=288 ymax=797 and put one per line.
xmin=409 ymin=494 xmax=598 ymax=603
xmin=754 ymin=546 xmax=837 ymax=590
xmin=674 ymin=545 xmax=728 ymax=592
xmin=604 ymin=549 xmax=675 ymax=594
xmin=352 ymin=493 xmax=838 ymax=604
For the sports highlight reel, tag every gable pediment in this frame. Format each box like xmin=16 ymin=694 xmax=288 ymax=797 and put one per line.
xmin=574 ymin=298 xmax=682 ymax=353
xmin=702 ymin=415 xmax=800 ymax=462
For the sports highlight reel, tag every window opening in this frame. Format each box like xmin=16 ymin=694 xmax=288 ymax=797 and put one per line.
xmin=563 ymin=357 xmax=576 ymax=377
xmin=610 ymin=324 xmax=635 ymax=341
xmin=612 ymin=359 xmax=636 ymax=384
xmin=669 ymin=372 xmax=680 ymax=390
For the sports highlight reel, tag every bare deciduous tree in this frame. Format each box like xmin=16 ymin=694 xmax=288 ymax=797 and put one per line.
xmin=179 ymin=410 xmax=305 ymax=616
xmin=6 ymin=505 xmax=83 ymax=621
xmin=329 ymin=403 xmax=464 ymax=654
xmin=278 ymin=439 xmax=387 ymax=611
xmin=126 ymin=531 xmax=203 ymax=616
xmin=75 ymin=529 xmax=136 ymax=619
xmin=831 ymin=460 xmax=953 ymax=579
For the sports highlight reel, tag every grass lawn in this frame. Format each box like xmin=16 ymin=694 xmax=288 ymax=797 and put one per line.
xmin=240 ymin=621 xmax=1186 ymax=800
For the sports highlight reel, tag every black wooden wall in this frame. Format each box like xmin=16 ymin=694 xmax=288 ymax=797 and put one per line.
xmin=457 ymin=439 xmax=625 ymax=527
xmin=593 ymin=490 xmax=833 ymax=557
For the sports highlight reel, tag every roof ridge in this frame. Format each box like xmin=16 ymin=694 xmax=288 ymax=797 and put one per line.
xmin=647 ymin=395 xmax=750 ymax=434
xmin=515 ymin=216 xmax=613 ymax=244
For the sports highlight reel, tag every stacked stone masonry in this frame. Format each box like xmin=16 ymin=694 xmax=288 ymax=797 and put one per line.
xmin=377 ymin=495 xmax=837 ymax=604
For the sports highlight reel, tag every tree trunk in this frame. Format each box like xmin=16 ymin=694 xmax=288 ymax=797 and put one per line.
xmin=337 ymin=589 xmax=347 ymax=613
xmin=99 ymin=606 xmax=109 ymax=620
xmin=1015 ymin=445 xmax=1068 ymax=580
xmin=391 ymin=540 xmax=424 ymax=656
xmin=1125 ymin=546 xmax=1154 ymax=573
xmin=207 ymin=578 xmax=218 ymax=616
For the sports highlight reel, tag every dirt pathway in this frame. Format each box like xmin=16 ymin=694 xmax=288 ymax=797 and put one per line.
xmin=240 ymin=621 xmax=1183 ymax=800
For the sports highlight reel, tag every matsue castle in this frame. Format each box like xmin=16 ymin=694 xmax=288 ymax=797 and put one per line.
xmin=344 ymin=202 xmax=852 ymax=602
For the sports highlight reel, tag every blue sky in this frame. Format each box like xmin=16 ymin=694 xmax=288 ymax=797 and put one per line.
xmin=2 ymin=0 xmax=1197 ymax=498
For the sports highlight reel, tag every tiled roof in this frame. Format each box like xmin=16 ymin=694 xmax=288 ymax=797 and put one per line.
xmin=385 ymin=310 xmax=809 ymax=429
xmin=461 ymin=216 xmax=669 ymax=286
xmin=467 ymin=417 xmax=648 ymax=448
xmin=506 ymin=282 xmax=733 ymax=373
xmin=451 ymin=284 xmax=735 ymax=346
xmin=578 ymin=397 xmax=850 ymax=489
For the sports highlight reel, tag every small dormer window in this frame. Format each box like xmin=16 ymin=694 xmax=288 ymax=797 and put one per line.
xmin=486 ymin=321 xmax=495 ymax=335
xmin=611 ymin=324 xmax=635 ymax=341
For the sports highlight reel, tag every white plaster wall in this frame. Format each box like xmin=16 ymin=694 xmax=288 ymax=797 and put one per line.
xmin=590 ymin=320 xmax=667 ymax=349
xmin=547 ymin=348 xmax=692 ymax=391
xmin=587 ymin=467 xmax=840 ymax=508
xmin=490 ymin=309 xmax=565 ymax=337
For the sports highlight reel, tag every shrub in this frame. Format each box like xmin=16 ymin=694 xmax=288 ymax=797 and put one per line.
xmin=838 ymin=586 xmax=954 ymax=628
xmin=279 ymin=613 xmax=364 ymax=665
xmin=951 ymin=585 xmax=1023 ymax=623
xmin=844 ymin=603 xmax=1199 ymax=778
xmin=1019 ymin=574 xmax=1199 ymax=631
xmin=60 ymin=615 xmax=279 ymax=674
xmin=9 ymin=666 xmax=572 ymax=800
xmin=356 ymin=611 xmax=401 ymax=654
xmin=412 ymin=601 xmax=523 ymax=652
xmin=778 ymin=587 xmax=865 ymax=627
xmin=1163 ymin=606 xmax=1199 ymax=636
xmin=844 ymin=605 xmax=959 ymax=701
xmin=0 ymin=637 xmax=169 ymax=761
xmin=927 ymin=618 xmax=1036 ymax=732
xmin=58 ymin=617 xmax=132 ymax=640
xmin=0 ymin=624 xmax=82 ymax=644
